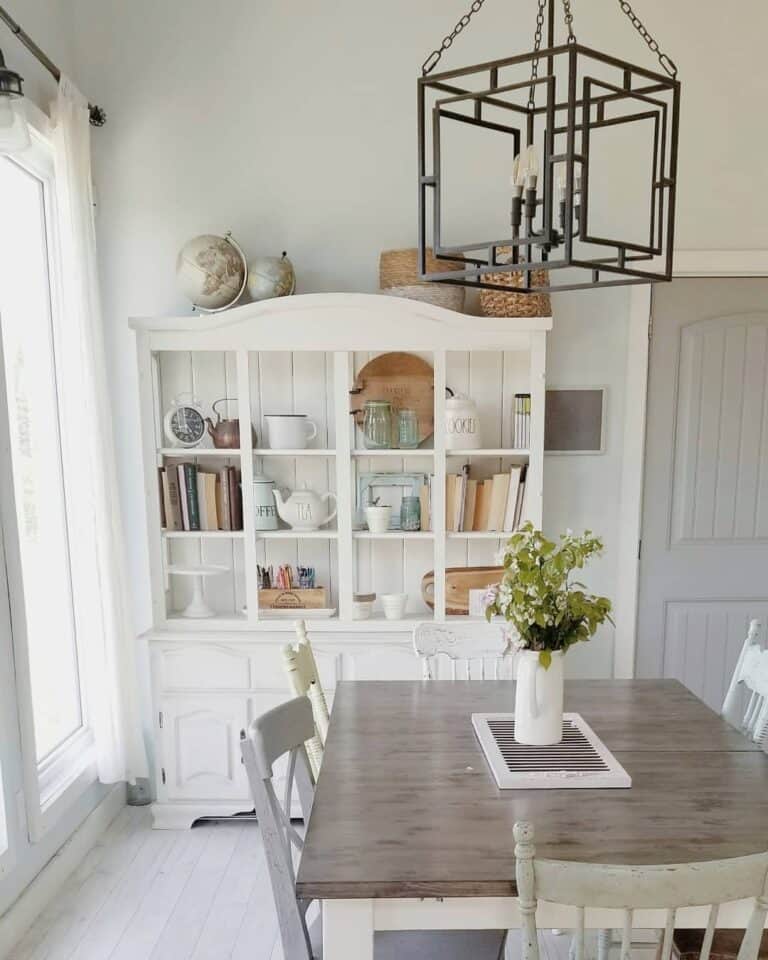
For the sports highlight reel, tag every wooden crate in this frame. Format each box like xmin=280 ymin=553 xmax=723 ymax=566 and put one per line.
xmin=258 ymin=588 xmax=327 ymax=610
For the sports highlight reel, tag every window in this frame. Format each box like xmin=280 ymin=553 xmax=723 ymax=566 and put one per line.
xmin=0 ymin=131 xmax=93 ymax=829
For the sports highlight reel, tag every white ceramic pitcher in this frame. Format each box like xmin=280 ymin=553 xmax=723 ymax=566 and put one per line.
xmin=514 ymin=649 xmax=564 ymax=745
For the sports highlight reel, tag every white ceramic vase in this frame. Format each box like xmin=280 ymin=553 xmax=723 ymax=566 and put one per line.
xmin=514 ymin=649 xmax=564 ymax=745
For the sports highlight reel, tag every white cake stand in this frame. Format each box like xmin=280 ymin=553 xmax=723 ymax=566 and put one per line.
xmin=167 ymin=564 xmax=229 ymax=618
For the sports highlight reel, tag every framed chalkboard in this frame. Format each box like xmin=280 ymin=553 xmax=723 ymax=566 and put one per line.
xmin=545 ymin=387 xmax=606 ymax=454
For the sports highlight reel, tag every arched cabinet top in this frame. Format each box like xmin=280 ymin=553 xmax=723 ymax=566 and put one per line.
xmin=129 ymin=292 xmax=552 ymax=352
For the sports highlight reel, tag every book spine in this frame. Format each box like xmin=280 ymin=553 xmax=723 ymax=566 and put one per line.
xmin=218 ymin=468 xmax=232 ymax=530
xmin=177 ymin=463 xmax=190 ymax=530
xmin=163 ymin=468 xmax=183 ymax=531
xmin=158 ymin=468 xmax=167 ymax=527
xmin=185 ymin=463 xmax=200 ymax=531
xmin=229 ymin=467 xmax=243 ymax=531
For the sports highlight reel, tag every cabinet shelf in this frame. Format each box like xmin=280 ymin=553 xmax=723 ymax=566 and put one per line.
xmin=446 ymin=531 xmax=509 ymax=540
xmin=352 ymin=531 xmax=434 ymax=540
xmin=351 ymin=448 xmax=434 ymax=457
xmin=253 ymin=448 xmax=335 ymax=457
xmin=162 ymin=530 xmax=245 ymax=539
xmin=255 ymin=530 xmax=338 ymax=539
xmin=446 ymin=448 xmax=529 ymax=457
xmin=158 ymin=447 xmax=242 ymax=457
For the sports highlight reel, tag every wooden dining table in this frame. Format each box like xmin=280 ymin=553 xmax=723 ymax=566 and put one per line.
xmin=296 ymin=679 xmax=768 ymax=960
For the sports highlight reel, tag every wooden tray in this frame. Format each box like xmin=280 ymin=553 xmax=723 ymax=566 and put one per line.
xmin=259 ymin=588 xmax=327 ymax=609
xmin=350 ymin=352 xmax=434 ymax=443
xmin=421 ymin=566 xmax=504 ymax=616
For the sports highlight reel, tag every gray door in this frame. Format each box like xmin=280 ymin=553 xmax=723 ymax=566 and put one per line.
xmin=636 ymin=279 xmax=768 ymax=710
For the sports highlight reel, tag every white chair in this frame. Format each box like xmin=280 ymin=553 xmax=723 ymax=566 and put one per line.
xmin=722 ymin=620 xmax=768 ymax=744
xmin=513 ymin=821 xmax=768 ymax=960
xmin=240 ymin=696 xmax=507 ymax=960
xmin=412 ymin=623 xmax=512 ymax=680
xmin=282 ymin=620 xmax=331 ymax=779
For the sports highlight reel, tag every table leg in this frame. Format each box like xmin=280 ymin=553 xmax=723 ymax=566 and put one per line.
xmin=322 ymin=899 xmax=374 ymax=960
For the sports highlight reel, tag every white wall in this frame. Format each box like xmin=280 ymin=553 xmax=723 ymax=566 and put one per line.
xmin=62 ymin=0 xmax=768 ymax=667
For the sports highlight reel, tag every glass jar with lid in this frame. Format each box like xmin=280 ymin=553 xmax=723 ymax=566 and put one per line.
xmin=363 ymin=400 xmax=393 ymax=449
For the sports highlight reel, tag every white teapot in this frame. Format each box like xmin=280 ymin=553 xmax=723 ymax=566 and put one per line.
xmin=273 ymin=485 xmax=337 ymax=531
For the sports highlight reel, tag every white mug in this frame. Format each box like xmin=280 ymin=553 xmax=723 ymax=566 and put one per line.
xmin=265 ymin=414 xmax=318 ymax=449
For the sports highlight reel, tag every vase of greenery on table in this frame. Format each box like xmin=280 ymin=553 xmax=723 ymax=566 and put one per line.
xmin=485 ymin=523 xmax=612 ymax=745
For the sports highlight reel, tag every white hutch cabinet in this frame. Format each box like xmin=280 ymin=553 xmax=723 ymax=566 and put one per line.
xmin=130 ymin=293 xmax=551 ymax=827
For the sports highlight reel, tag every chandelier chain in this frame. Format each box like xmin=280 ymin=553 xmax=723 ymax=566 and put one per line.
xmin=421 ymin=0 xmax=487 ymax=76
xmin=616 ymin=0 xmax=678 ymax=77
xmin=526 ymin=0 xmax=547 ymax=110
xmin=561 ymin=0 xmax=576 ymax=43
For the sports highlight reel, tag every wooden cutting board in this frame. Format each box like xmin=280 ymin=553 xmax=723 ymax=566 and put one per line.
xmin=350 ymin=352 xmax=434 ymax=443
xmin=421 ymin=566 xmax=504 ymax=616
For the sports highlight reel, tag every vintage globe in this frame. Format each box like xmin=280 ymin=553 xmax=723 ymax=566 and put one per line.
xmin=176 ymin=233 xmax=247 ymax=312
xmin=247 ymin=251 xmax=296 ymax=302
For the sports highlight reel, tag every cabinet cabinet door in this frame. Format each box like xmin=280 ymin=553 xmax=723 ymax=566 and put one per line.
xmin=159 ymin=696 xmax=250 ymax=801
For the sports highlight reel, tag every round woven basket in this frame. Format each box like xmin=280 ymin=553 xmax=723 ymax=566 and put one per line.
xmin=382 ymin=283 xmax=465 ymax=312
xmin=479 ymin=266 xmax=552 ymax=318
xmin=379 ymin=248 xmax=465 ymax=312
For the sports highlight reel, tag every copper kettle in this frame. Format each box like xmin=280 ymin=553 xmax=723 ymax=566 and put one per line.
xmin=206 ymin=398 xmax=252 ymax=449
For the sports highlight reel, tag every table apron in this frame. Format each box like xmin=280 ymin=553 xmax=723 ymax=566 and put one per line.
xmin=322 ymin=896 xmax=764 ymax=956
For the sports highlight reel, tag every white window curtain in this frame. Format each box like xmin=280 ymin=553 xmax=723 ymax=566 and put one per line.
xmin=51 ymin=76 xmax=148 ymax=784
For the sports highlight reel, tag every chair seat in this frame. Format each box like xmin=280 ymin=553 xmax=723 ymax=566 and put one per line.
xmin=309 ymin=915 xmax=506 ymax=960
xmin=669 ymin=930 xmax=768 ymax=960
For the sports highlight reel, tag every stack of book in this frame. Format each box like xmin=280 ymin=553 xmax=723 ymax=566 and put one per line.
xmin=513 ymin=393 xmax=531 ymax=449
xmin=445 ymin=464 xmax=527 ymax=533
xmin=159 ymin=462 xmax=243 ymax=532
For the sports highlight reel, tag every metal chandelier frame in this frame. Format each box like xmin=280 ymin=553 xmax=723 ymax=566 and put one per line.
xmin=417 ymin=0 xmax=681 ymax=294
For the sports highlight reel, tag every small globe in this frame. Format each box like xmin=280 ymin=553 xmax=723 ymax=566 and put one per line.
xmin=176 ymin=233 xmax=247 ymax=312
xmin=247 ymin=251 xmax=296 ymax=302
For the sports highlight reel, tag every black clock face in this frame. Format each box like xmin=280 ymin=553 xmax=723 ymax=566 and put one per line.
xmin=171 ymin=407 xmax=205 ymax=444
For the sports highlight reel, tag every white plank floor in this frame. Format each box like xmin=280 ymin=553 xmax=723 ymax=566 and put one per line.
xmin=8 ymin=808 xmax=649 ymax=960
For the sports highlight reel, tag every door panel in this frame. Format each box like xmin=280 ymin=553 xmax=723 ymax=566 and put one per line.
xmin=160 ymin=696 xmax=250 ymax=801
xmin=637 ymin=279 xmax=768 ymax=704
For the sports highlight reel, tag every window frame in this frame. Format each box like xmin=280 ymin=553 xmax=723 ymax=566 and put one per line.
xmin=0 ymin=104 xmax=96 ymax=841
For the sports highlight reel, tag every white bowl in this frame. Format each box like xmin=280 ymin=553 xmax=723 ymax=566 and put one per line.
xmin=351 ymin=600 xmax=373 ymax=620
xmin=380 ymin=592 xmax=408 ymax=620
xmin=365 ymin=505 xmax=392 ymax=534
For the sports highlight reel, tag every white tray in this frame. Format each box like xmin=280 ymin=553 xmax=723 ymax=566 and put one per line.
xmin=472 ymin=712 xmax=632 ymax=790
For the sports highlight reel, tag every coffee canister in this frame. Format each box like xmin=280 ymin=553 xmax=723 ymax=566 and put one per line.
xmin=445 ymin=390 xmax=481 ymax=450
xmin=252 ymin=473 xmax=278 ymax=530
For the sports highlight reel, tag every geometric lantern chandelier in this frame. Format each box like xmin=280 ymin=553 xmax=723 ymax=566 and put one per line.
xmin=418 ymin=0 xmax=680 ymax=294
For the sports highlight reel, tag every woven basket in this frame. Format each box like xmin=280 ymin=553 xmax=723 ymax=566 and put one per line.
xmin=479 ymin=266 xmax=552 ymax=319
xmin=379 ymin=248 xmax=466 ymax=313
xmin=382 ymin=283 xmax=465 ymax=312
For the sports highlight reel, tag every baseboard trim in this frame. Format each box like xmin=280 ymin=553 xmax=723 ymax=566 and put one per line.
xmin=0 ymin=782 xmax=126 ymax=956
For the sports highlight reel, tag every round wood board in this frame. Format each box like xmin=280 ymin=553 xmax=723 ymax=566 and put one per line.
xmin=350 ymin=352 xmax=434 ymax=443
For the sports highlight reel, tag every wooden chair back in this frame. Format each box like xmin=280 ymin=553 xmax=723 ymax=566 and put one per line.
xmin=282 ymin=620 xmax=331 ymax=778
xmin=514 ymin=821 xmax=768 ymax=960
xmin=412 ymin=623 xmax=512 ymax=680
xmin=240 ymin=696 xmax=316 ymax=960
xmin=722 ymin=620 xmax=768 ymax=743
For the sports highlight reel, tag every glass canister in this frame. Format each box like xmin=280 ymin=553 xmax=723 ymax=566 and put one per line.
xmin=400 ymin=495 xmax=421 ymax=531
xmin=363 ymin=400 xmax=392 ymax=449
xmin=397 ymin=408 xmax=419 ymax=449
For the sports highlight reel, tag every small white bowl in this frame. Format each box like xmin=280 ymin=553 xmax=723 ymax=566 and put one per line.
xmin=365 ymin=505 xmax=392 ymax=534
xmin=380 ymin=592 xmax=408 ymax=620
xmin=352 ymin=600 xmax=373 ymax=620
